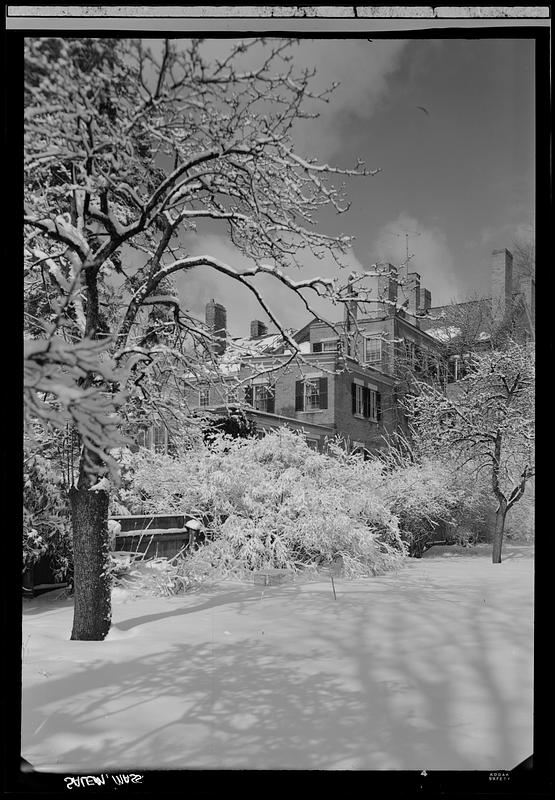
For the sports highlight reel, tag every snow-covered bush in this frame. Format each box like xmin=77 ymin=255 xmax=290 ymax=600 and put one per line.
xmin=112 ymin=429 xmax=407 ymax=581
xmin=23 ymin=452 xmax=73 ymax=581
xmin=375 ymin=457 xmax=487 ymax=556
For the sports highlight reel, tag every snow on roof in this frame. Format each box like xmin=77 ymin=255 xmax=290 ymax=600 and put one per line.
xmin=225 ymin=333 xmax=285 ymax=359
xmin=426 ymin=326 xmax=491 ymax=344
xmin=426 ymin=326 xmax=462 ymax=342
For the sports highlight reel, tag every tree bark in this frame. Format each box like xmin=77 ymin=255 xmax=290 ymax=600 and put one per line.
xmin=492 ymin=497 xmax=508 ymax=564
xmin=69 ymin=479 xmax=112 ymax=641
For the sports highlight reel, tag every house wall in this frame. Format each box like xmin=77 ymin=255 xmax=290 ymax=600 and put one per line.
xmin=240 ymin=354 xmax=394 ymax=453
xmin=333 ymin=364 xmax=395 ymax=451
xmin=241 ymin=355 xmax=337 ymax=426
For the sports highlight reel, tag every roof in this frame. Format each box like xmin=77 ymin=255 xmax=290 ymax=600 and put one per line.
xmin=425 ymin=325 xmax=491 ymax=344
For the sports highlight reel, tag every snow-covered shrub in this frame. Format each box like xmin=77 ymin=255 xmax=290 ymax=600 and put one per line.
xmin=112 ymin=429 xmax=407 ymax=581
xmin=23 ymin=452 xmax=73 ymax=581
xmin=501 ymin=477 xmax=535 ymax=542
xmin=375 ymin=454 xmax=492 ymax=556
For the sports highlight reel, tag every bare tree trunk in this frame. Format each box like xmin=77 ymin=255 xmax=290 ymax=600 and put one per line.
xmin=69 ymin=465 xmax=112 ymax=641
xmin=492 ymin=497 xmax=508 ymax=564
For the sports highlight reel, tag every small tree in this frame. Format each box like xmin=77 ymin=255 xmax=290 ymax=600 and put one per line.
xmin=404 ymin=342 xmax=534 ymax=563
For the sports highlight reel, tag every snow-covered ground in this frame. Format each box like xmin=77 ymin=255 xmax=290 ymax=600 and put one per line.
xmin=21 ymin=543 xmax=533 ymax=772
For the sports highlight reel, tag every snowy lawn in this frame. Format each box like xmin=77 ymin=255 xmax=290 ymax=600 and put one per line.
xmin=21 ymin=543 xmax=533 ymax=772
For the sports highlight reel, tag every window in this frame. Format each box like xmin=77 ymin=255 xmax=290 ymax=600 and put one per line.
xmin=152 ymin=424 xmax=167 ymax=454
xmin=313 ymin=339 xmax=338 ymax=353
xmin=295 ymin=377 xmax=328 ymax=411
xmin=305 ymin=379 xmax=320 ymax=410
xmin=226 ymin=385 xmax=239 ymax=404
xmin=253 ymin=384 xmax=275 ymax=413
xmin=352 ymin=441 xmax=370 ymax=459
xmin=136 ymin=425 xmax=168 ymax=453
xmin=199 ymin=386 xmax=210 ymax=407
xmin=305 ymin=438 xmax=319 ymax=451
xmin=404 ymin=339 xmax=415 ymax=367
xmin=364 ymin=336 xmax=382 ymax=364
xmin=354 ymin=383 xmax=365 ymax=416
xmin=368 ymin=390 xmax=378 ymax=422
xmin=447 ymin=356 xmax=468 ymax=384
xmin=351 ymin=383 xmax=381 ymax=423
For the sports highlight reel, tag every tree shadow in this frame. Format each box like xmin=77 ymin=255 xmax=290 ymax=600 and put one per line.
xmin=110 ymin=585 xmax=277 ymax=632
xmin=22 ymin=573 xmax=533 ymax=772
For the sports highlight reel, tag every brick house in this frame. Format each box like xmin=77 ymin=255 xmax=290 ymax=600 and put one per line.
xmin=140 ymin=248 xmax=534 ymax=455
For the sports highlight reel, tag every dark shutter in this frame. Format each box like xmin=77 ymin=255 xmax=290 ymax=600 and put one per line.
xmin=312 ymin=342 xmax=322 ymax=352
xmin=266 ymin=384 xmax=275 ymax=414
xmin=319 ymin=377 xmax=328 ymax=410
xmin=351 ymin=383 xmax=357 ymax=414
xmin=376 ymin=391 xmax=382 ymax=422
xmin=245 ymin=385 xmax=253 ymax=405
xmin=295 ymin=380 xmax=304 ymax=411
xmin=363 ymin=386 xmax=370 ymax=418
xmin=414 ymin=344 xmax=422 ymax=372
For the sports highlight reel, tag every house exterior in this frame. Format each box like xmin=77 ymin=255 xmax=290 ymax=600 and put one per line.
xmin=139 ymin=247 xmax=534 ymax=455
xmin=178 ymin=269 xmax=445 ymax=454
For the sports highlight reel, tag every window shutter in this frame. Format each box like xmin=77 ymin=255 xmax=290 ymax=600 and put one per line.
xmin=245 ymin=385 xmax=253 ymax=405
xmin=266 ymin=384 xmax=275 ymax=414
xmin=295 ymin=380 xmax=304 ymax=411
xmin=376 ymin=391 xmax=382 ymax=422
xmin=363 ymin=386 xmax=370 ymax=418
xmin=319 ymin=377 xmax=328 ymax=409
xmin=351 ymin=383 xmax=357 ymax=414
xmin=312 ymin=342 xmax=322 ymax=352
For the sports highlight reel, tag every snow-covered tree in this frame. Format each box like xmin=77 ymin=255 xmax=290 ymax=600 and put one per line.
xmin=24 ymin=37 xmax=384 ymax=639
xmin=404 ymin=342 xmax=534 ymax=563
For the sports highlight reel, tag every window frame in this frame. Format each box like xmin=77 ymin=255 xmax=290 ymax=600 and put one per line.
xmin=355 ymin=383 xmax=365 ymax=417
xmin=198 ymin=386 xmax=210 ymax=407
xmin=364 ymin=335 xmax=382 ymax=365
xmin=152 ymin=424 xmax=168 ymax=454
xmin=304 ymin=378 xmax=321 ymax=411
xmin=253 ymin=383 xmax=275 ymax=413
xmin=351 ymin=381 xmax=381 ymax=423
xmin=295 ymin=376 xmax=328 ymax=412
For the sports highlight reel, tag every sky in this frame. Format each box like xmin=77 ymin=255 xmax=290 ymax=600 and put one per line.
xmin=167 ymin=36 xmax=535 ymax=338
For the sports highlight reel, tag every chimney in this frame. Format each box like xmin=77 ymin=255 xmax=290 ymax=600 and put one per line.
xmin=407 ymin=272 xmax=421 ymax=314
xmin=377 ymin=264 xmax=398 ymax=309
xmin=519 ymin=273 xmax=535 ymax=331
xmin=418 ymin=288 xmax=432 ymax=313
xmin=250 ymin=319 xmax=268 ymax=339
xmin=205 ymin=299 xmax=227 ymax=355
xmin=491 ymin=249 xmax=513 ymax=323
xmin=344 ymin=272 xmax=358 ymax=326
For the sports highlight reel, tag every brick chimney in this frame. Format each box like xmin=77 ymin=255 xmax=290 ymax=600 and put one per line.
xmin=407 ymin=272 xmax=421 ymax=314
xmin=344 ymin=272 xmax=358 ymax=326
xmin=377 ymin=264 xmax=398 ymax=309
xmin=491 ymin=249 xmax=513 ymax=323
xmin=418 ymin=288 xmax=432 ymax=313
xmin=250 ymin=319 xmax=268 ymax=339
xmin=205 ymin=299 xmax=227 ymax=355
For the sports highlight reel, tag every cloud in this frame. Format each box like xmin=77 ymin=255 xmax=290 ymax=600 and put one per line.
xmin=169 ymin=37 xmax=407 ymax=163
xmin=371 ymin=213 xmax=460 ymax=307
xmin=172 ymin=231 xmax=366 ymax=337
xmin=284 ymin=39 xmax=408 ymax=161
xmin=478 ymin=221 xmax=535 ymax=250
